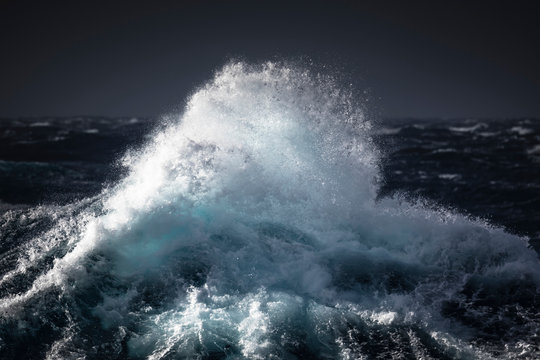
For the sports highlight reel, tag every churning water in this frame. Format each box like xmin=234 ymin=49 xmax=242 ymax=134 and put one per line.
xmin=0 ymin=62 xmax=539 ymax=359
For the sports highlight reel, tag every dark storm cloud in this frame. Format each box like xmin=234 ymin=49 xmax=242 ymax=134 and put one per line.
xmin=1 ymin=0 xmax=539 ymax=118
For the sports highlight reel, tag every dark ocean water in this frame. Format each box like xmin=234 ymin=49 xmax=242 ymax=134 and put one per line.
xmin=0 ymin=63 xmax=539 ymax=359
xmin=2 ymin=117 xmax=538 ymax=250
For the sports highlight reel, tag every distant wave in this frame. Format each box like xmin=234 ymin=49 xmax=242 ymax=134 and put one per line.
xmin=449 ymin=123 xmax=488 ymax=133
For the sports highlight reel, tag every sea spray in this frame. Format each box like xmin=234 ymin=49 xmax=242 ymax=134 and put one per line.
xmin=0 ymin=61 xmax=539 ymax=359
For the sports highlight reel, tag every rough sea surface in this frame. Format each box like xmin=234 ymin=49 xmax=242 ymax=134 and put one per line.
xmin=0 ymin=62 xmax=539 ymax=359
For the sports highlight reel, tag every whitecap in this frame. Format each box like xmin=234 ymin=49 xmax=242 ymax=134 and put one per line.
xmin=449 ymin=123 xmax=488 ymax=133
xmin=510 ymin=126 xmax=533 ymax=136
xmin=1 ymin=61 xmax=538 ymax=359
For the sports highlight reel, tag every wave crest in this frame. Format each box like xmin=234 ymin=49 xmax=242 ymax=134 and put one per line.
xmin=1 ymin=61 xmax=538 ymax=359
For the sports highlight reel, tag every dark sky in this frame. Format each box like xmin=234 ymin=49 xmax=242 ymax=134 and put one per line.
xmin=1 ymin=0 xmax=540 ymax=118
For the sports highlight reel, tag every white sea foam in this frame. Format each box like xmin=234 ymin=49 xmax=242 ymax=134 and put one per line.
xmin=0 ymin=61 xmax=538 ymax=359
xmin=374 ymin=127 xmax=401 ymax=135
xmin=438 ymin=173 xmax=461 ymax=180
xmin=449 ymin=123 xmax=488 ymax=133
xmin=29 ymin=121 xmax=51 ymax=127
xmin=510 ymin=126 xmax=533 ymax=136
xmin=527 ymin=144 xmax=540 ymax=155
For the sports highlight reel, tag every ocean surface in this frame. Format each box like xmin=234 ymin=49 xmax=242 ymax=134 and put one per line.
xmin=0 ymin=62 xmax=539 ymax=359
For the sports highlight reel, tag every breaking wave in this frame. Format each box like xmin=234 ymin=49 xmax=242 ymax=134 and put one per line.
xmin=1 ymin=62 xmax=539 ymax=359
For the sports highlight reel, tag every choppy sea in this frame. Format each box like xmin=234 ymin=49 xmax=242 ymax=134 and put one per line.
xmin=1 ymin=62 xmax=539 ymax=359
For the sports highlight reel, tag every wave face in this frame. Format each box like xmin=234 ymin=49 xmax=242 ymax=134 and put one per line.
xmin=1 ymin=62 xmax=539 ymax=359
